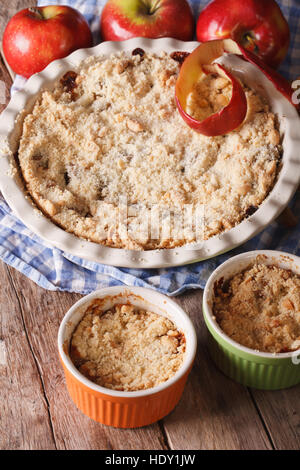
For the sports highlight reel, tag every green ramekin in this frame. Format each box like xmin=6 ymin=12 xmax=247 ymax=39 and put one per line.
xmin=203 ymin=250 xmax=300 ymax=390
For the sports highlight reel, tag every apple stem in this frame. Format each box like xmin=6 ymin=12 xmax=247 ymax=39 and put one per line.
xmin=145 ymin=0 xmax=161 ymax=15
xmin=28 ymin=7 xmax=44 ymax=20
xmin=243 ymin=33 xmax=259 ymax=54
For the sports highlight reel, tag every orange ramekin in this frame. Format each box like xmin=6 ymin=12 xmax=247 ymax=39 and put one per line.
xmin=58 ymin=286 xmax=197 ymax=428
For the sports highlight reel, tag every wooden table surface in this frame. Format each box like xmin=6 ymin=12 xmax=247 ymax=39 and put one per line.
xmin=0 ymin=0 xmax=300 ymax=451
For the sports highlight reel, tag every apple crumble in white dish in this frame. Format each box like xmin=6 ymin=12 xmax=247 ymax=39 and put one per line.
xmin=0 ymin=38 xmax=300 ymax=267
xmin=17 ymin=50 xmax=281 ymax=250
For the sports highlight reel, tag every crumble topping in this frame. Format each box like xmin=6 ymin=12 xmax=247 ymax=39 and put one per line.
xmin=16 ymin=51 xmax=282 ymax=250
xmin=70 ymin=302 xmax=186 ymax=391
xmin=187 ymin=72 xmax=233 ymax=122
xmin=213 ymin=262 xmax=300 ymax=353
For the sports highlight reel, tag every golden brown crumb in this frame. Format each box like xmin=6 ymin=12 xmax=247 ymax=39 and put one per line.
xmin=213 ymin=262 xmax=300 ymax=353
xmin=186 ymin=73 xmax=232 ymax=122
xmin=70 ymin=302 xmax=186 ymax=391
xmin=126 ymin=118 xmax=144 ymax=133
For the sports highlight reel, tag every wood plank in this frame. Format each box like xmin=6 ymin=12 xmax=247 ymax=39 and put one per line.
xmin=0 ymin=262 xmax=56 ymax=450
xmin=250 ymin=387 xmax=300 ymax=450
xmin=0 ymin=53 xmax=12 ymax=113
xmin=0 ymin=0 xmax=36 ymax=38
xmin=162 ymin=290 xmax=273 ymax=450
xmin=5 ymin=264 xmax=168 ymax=450
xmin=0 ymin=42 xmax=16 ymax=81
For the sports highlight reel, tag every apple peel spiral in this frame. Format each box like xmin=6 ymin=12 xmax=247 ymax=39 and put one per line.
xmin=175 ymin=39 xmax=297 ymax=137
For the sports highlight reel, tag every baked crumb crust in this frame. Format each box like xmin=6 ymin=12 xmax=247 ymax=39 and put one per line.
xmin=17 ymin=50 xmax=282 ymax=250
xmin=213 ymin=262 xmax=300 ymax=353
xmin=70 ymin=302 xmax=186 ymax=391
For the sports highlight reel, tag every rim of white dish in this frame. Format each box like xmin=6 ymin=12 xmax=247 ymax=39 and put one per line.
xmin=203 ymin=249 xmax=300 ymax=359
xmin=0 ymin=37 xmax=300 ymax=268
xmin=58 ymin=285 xmax=197 ymax=398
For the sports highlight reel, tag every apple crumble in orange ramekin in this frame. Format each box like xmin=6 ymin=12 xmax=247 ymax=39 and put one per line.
xmin=70 ymin=302 xmax=186 ymax=391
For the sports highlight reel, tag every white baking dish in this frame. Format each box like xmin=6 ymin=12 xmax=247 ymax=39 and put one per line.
xmin=0 ymin=37 xmax=299 ymax=268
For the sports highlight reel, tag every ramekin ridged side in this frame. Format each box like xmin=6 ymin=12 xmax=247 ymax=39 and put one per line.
xmin=203 ymin=250 xmax=300 ymax=390
xmin=61 ymin=362 xmax=191 ymax=428
xmin=58 ymin=286 xmax=197 ymax=428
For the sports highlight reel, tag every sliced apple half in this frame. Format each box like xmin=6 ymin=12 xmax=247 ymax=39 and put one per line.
xmin=175 ymin=39 xmax=297 ymax=136
xmin=175 ymin=40 xmax=248 ymax=136
xmin=176 ymin=62 xmax=247 ymax=136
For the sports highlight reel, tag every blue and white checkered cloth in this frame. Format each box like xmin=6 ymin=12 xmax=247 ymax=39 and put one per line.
xmin=2 ymin=0 xmax=300 ymax=295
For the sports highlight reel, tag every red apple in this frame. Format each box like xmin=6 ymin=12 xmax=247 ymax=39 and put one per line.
xmin=196 ymin=0 xmax=290 ymax=69
xmin=100 ymin=0 xmax=194 ymax=42
xmin=3 ymin=6 xmax=93 ymax=78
